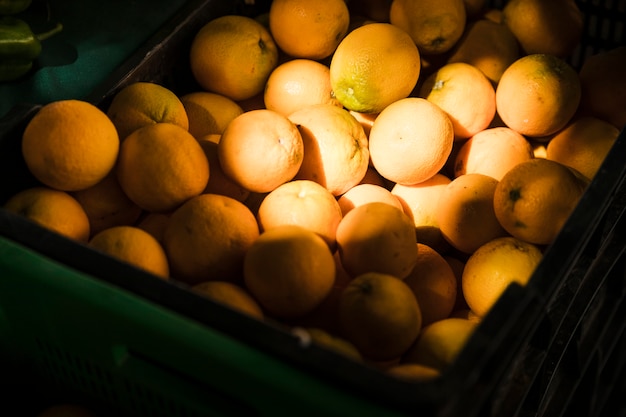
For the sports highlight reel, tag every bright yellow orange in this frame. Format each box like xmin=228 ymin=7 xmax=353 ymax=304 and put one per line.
xmin=289 ymin=104 xmax=370 ymax=196
xmin=269 ymin=0 xmax=350 ymax=60
xmin=337 ymin=183 xmax=403 ymax=217
xmin=419 ymin=62 xmax=496 ymax=140
xmin=493 ymin=158 xmax=589 ymax=245
xmin=403 ymin=244 xmax=458 ymax=326
xmin=329 ymin=23 xmax=421 ymax=113
xmin=192 ymin=280 xmax=264 ymax=320
xmin=453 ymin=126 xmax=535 ymax=181
xmin=163 ymin=193 xmax=260 ymax=285
xmin=116 ymin=123 xmax=210 ymax=213
xmin=189 ymin=15 xmax=279 ymax=101
xmin=496 ymin=53 xmax=581 ymax=137
xmin=218 ymin=109 xmax=304 ymax=194
xmin=389 ymin=0 xmax=466 ymax=55
xmin=4 ymin=186 xmax=90 ymax=242
xmin=22 ymin=99 xmax=119 ymax=191
xmin=264 ymin=59 xmax=342 ymax=117
xmin=106 ymin=82 xmax=189 ymax=141
xmin=437 ymin=173 xmax=509 ymax=254
xmin=179 ymin=91 xmax=244 ymax=138
xmin=244 ymin=225 xmax=336 ymax=319
xmin=336 ymin=202 xmax=418 ymax=279
xmin=89 ymin=226 xmax=170 ymax=279
xmin=368 ymin=97 xmax=454 ymax=185
xmin=256 ymin=179 xmax=343 ymax=250
xmin=339 ymin=271 xmax=422 ymax=361
xmin=462 ymin=236 xmax=543 ymax=317
xmin=546 ymin=116 xmax=620 ymax=181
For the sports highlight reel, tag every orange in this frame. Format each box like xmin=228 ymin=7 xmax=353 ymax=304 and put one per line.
xmin=336 ymin=202 xmax=418 ymax=280
xmin=546 ymin=116 xmax=621 ymax=181
xmin=437 ymin=173 xmax=509 ymax=254
xmin=264 ymin=59 xmax=342 ymax=117
xmin=192 ymin=280 xmax=264 ymax=320
xmin=329 ymin=23 xmax=421 ymax=113
xmin=22 ymin=99 xmax=119 ymax=191
xmin=391 ymin=173 xmax=453 ymax=254
xmin=462 ymin=236 xmax=543 ymax=317
xmin=402 ymin=317 xmax=478 ymax=371
xmin=88 ymin=225 xmax=170 ymax=279
xmin=403 ymin=244 xmax=458 ymax=326
xmin=387 ymin=363 xmax=440 ymax=382
xmin=493 ymin=158 xmax=589 ymax=245
xmin=449 ymin=308 xmax=481 ymax=323
xmin=348 ymin=110 xmax=378 ymax=139
xmin=338 ymin=271 xmax=422 ymax=361
xmin=418 ymin=62 xmax=496 ymax=140
xmin=3 ymin=186 xmax=90 ymax=242
xmin=578 ymin=46 xmax=626 ymax=130
xmin=289 ymin=104 xmax=370 ymax=196
xmin=135 ymin=212 xmax=170 ymax=244
xmin=446 ymin=17 xmax=521 ymax=85
xmin=256 ymin=179 xmax=343 ymax=250
xmin=189 ymin=15 xmax=279 ymax=101
xmin=36 ymin=404 xmax=97 ymax=417
xmin=389 ymin=0 xmax=466 ymax=55
xmin=337 ymin=183 xmax=403 ymax=217
xmin=444 ymin=255 xmax=469 ymax=311
xmin=296 ymin=327 xmax=363 ymax=362
xmin=243 ymin=225 xmax=336 ymax=319
xmin=197 ymin=137 xmax=250 ymax=202
xmin=495 ymin=53 xmax=581 ymax=137
xmin=502 ymin=0 xmax=584 ymax=58
xmin=116 ymin=123 xmax=210 ymax=213
xmin=368 ymin=97 xmax=454 ymax=185
xmin=218 ymin=109 xmax=304 ymax=193
xmin=163 ymin=193 xmax=260 ymax=285
xmin=179 ymin=91 xmax=244 ymax=138
xmin=453 ymin=126 xmax=535 ymax=181
xmin=71 ymin=171 xmax=142 ymax=237
xmin=269 ymin=0 xmax=349 ymax=60
xmin=106 ymin=82 xmax=189 ymax=141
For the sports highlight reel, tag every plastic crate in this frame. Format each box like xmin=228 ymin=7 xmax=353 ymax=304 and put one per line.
xmin=1 ymin=0 xmax=625 ymax=416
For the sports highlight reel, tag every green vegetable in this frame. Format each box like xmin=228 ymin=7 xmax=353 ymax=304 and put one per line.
xmin=0 ymin=16 xmax=62 ymax=82
xmin=0 ymin=0 xmax=32 ymax=15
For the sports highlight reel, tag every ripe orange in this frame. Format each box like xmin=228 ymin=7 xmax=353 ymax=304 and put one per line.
xmin=404 ymin=244 xmax=458 ymax=326
xmin=502 ymin=0 xmax=584 ymax=58
xmin=22 ymin=99 xmax=119 ymax=192
xmin=493 ymin=158 xmax=589 ymax=245
xmin=116 ymin=123 xmax=210 ymax=213
xmin=462 ymin=236 xmax=543 ymax=317
xmin=418 ymin=62 xmax=496 ymax=140
xmin=4 ymin=186 xmax=90 ymax=242
xmin=453 ymin=126 xmax=535 ymax=181
xmin=289 ymin=104 xmax=370 ymax=196
xmin=264 ymin=59 xmax=342 ymax=117
xmin=269 ymin=0 xmax=350 ymax=60
xmin=179 ymin=91 xmax=244 ymax=138
xmin=495 ymin=53 xmax=581 ymax=137
xmin=106 ymin=82 xmax=189 ymax=141
xmin=197 ymin=137 xmax=250 ymax=202
xmin=337 ymin=183 xmax=403 ymax=217
xmin=368 ymin=97 xmax=454 ymax=185
xmin=437 ymin=173 xmax=509 ymax=254
xmin=256 ymin=179 xmax=343 ymax=250
xmin=218 ymin=109 xmax=304 ymax=193
xmin=189 ymin=15 xmax=279 ymax=101
xmin=329 ymin=23 xmax=421 ymax=113
xmin=163 ymin=193 xmax=260 ymax=285
xmin=389 ymin=0 xmax=466 ymax=55
xmin=338 ymin=271 xmax=422 ymax=361
xmin=444 ymin=255 xmax=469 ymax=312
xmin=88 ymin=226 xmax=170 ymax=279
xmin=546 ymin=116 xmax=620 ymax=181
xmin=390 ymin=173 xmax=453 ymax=254
xmin=243 ymin=225 xmax=336 ymax=319
xmin=192 ymin=280 xmax=264 ymax=320
xmin=336 ymin=202 xmax=418 ymax=280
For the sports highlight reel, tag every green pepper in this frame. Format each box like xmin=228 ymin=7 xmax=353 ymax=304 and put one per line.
xmin=0 ymin=16 xmax=62 ymax=82
xmin=0 ymin=0 xmax=32 ymax=15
